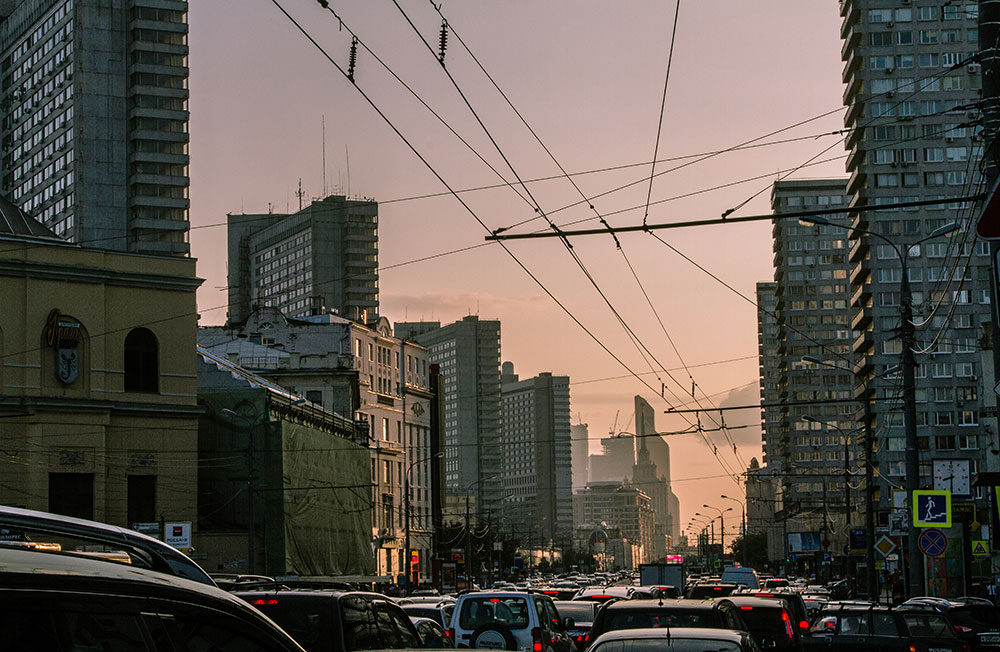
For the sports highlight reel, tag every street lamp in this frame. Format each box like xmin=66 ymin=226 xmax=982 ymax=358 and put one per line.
xmin=720 ymin=495 xmax=747 ymax=566
xmin=222 ymin=406 xmax=261 ymax=575
xmin=405 ymin=451 xmax=444 ymax=593
xmin=800 ymin=216 xmax=959 ymax=595
xmin=702 ymin=505 xmax=734 ymax=559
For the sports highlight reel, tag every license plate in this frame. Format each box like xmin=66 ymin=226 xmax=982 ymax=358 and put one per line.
xmin=982 ymin=635 xmax=1000 ymax=644
xmin=929 ymin=648 xmax=950 ymax=652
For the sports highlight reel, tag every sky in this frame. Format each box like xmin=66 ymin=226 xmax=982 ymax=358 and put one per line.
xmin=188 ymin=1 xmax=849 ymax=543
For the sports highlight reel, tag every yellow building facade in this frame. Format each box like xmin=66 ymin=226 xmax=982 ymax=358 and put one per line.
xmin=0 ymin=228 xmax=202 ymax=530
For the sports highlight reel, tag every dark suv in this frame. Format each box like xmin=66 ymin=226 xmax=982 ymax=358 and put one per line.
xmin=803 ymin=605 xmax=966 ymax=651
xmin=0 ymin=544 xmax=304 ymax=650
xmin=587 ymin=598 xmax=749 ymax=642
xmin=899 ymin=597 xmax=1000 ymax=651
xmin=235 ymin=590 xmax=424 ymax=652
xmin=727 ymin=596 xmax=802 ymax=651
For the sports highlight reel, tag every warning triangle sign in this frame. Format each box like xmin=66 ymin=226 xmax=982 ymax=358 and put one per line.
xmin=972 ymin=540 xmax=989 ymax=556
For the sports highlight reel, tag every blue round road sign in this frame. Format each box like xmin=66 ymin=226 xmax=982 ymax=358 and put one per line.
xmin=918 ymin=528 xmax=947 ymax=557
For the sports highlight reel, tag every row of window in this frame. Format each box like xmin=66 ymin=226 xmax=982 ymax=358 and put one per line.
xmin=870 ymin=52 xmax=974 ymax=70
xmin=868 ymin=5 xmax=978 ymax=23
xmin=870 ymin=28 xmax=976 ymax=47
xmin=870 ymin=123 xmax=978 ymax=141
xmin=872 ymin=147 xmax=973 ymax=165
xmin=874 ymin=170 xmax=970 ymax=187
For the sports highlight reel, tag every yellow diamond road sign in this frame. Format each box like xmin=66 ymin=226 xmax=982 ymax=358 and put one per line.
xmin=972 ymin=540 xmax=990 ymax=557
xmin=875 ymin=535 xmax=896 ymax=557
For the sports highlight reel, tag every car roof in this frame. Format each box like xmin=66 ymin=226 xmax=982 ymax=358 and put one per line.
xmin=0 ymin=547 xmax=272 ymax=624
xmin=727 ymin=596 xmax=787 ymax=609
xmin=593 ymin=627 xmax=746 ymax=643
xmin=604 ymin=598 xmax=724 ymax=610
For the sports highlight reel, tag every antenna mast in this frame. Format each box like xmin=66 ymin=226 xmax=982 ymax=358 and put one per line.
xmin=296 ymin=179 xmax=304 ymax=211
xmin=322 ymin=115 xmax=327 ymax=197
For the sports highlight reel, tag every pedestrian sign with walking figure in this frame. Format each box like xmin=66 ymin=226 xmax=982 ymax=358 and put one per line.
xmin=913 ymin=490 xmax=952 ymax=528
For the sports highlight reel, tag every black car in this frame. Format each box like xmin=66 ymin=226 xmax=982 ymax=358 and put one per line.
xmin=0 ymin=545 xmax=305 ymax=651
xmin=553 ymin=600 xmax=599 ymax=648
xmin=803 ymin=605 xmax=965 ymax=651
xmin=684 ymin=582 xmax=740 ymax=599
xmin=727 ymin=596 xmax=803 ymax=651
xmin=235 ymin=590 xmax=425 ymax=652
xmin=738 ymin=590 xmax=811 ymax=636
xmin=587 ymin=598 xmax=749 ymax=642
xmin=900 ymin=597 xmax=1000 ymax=651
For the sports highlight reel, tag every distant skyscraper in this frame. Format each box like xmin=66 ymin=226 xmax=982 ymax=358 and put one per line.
xmin=0 ymin=0 xmax=191 ymax=254
xmin=632 ymin=396 xmax=680 ymax=556
xmin=500 ymin=362 xmax=572 ymax=541
xmin=227 ymin=196 xmax=378 ymax=324
xmin=570 ymin=423 xmax=590 ymax=491
xmin=396 ymin=316 xmax=503 ymax=516
xmin=589 ymin=433 xmax=635 ymax=484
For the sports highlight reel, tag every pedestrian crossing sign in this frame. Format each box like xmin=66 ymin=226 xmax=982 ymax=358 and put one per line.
xmin=914 ymin=490 xmax=952 ymax=528
xmin=972 ymin=540 xmax=990 ymax=557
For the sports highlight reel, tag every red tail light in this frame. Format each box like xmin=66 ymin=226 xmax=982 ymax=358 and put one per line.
xmin=532 ymin=627 xmax=543 ymax=652
xmin=740 ymin=605 xmax=754 ymax=610
xmin=252 ymin=598 xmax=279 ymax=606
xmin=781 ymin=610 xmax=794 ymax=639
xmin=799 ymin=620 xmax=809 ymax=631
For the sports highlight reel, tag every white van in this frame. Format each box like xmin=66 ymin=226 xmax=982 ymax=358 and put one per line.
xmin=720 ymin=566 xmax=760 ymax=589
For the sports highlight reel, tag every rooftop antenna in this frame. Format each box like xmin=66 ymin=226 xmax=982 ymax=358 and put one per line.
xmin=345 ymin=145 xmax=351 ymax=198
xmin=322 ymin=115 xmax=327 ymax=198
xmin=296 ymin=179 xmax=304 ymax=211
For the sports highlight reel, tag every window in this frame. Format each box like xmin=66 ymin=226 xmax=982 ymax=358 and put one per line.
xmin=127 ymin=475 xmax=156 ymax=525
xmin=124 ymin=328 xmax=159 ymax=393
xmin=918 ymin=6 xmax=939 ymax=21
xmin=49 ymin=472 xmax=94 ymax=519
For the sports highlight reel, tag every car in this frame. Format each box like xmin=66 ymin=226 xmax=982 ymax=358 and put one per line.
xmin=736 ymin=591 xmax=811 ymax=636
xmin=552 ymin=600 xmax=599 ymax=648
xmin=764 ymin=578 xmax=791 ymax=590
xmin=449 ymin=590 xmax=574 ymax=652
xmin=537 ymin=586 xmax=582 ymax=601
xmin=0 ymin=544 xmax=305 ymax=651
xmin=574 ymin=586 xmax=635 ymax=603
xmin=802 ymin=605 xmax=965 ymax=651
xmin=684 ymin=582 xmax=740 ymax=599
xmin=235 ymin=589 xmax=425 ymax=652
xmin=411 ymin=616 xmax=453 ymax=648
xmin=587 ymin=626 xmax=762 ymax=652
xmin=726 ymin=596 xmax=802 ymax=651
xmin=0 ymin=504 xmax=215 ymax=585
xmin=899 ymin=597 xmax=1000 ymax=651
xmin=721 ymin=567 xmax=760 ymax=590
xmin=403 ymin=601 xmax=456 ymax=629
xmin=587 ymin=598 xmax=749 ymax=642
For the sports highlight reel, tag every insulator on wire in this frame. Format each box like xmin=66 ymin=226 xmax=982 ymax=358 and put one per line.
xmin=438 ymin=20 xmax=448 ymax=64
xmin=347 ymin=37 xmax=358 ymax=82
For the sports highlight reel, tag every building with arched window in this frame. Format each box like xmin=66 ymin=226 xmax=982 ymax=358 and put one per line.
xmin=0 ymin=205 xmax=201 ymax=534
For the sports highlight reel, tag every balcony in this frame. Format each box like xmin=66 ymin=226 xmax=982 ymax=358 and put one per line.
xmin=844 ymin=101 xmax=864 ymax=129
xmin=849 ymin=257 xmax=870 ymax=285
xmin=843 ymin=70 xmax=862 ymax=105
xmin=842 ymin=50 xmax=861 ymax=83
xmin=850 ymin=282 xmax=871 ymax=309
xmin=847 ymin=168 xmax=866 ymax=196
xmin=853 ymin=329 xmax=874 ymax=357
xmin=845 ymin=126 xmax=864 ymax=150
xmin=851 ymin=305 xmax=872 ymax=331
xmin=849 ymin=237 xmax=869 ymax=264
xmin=845 ymin=144 xmax=865 ymax=172
xmin=841 ymin=24 xmax=861 ymax=61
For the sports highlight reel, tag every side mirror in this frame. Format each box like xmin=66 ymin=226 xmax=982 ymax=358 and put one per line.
xmin=564 ymin=617 xmax=575 ymax=628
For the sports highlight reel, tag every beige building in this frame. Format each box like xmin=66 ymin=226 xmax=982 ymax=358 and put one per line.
xmin=572 ymin=482 xmax=655 ymax=567
xmin=0 ymin=208 xmax=202 ymax=530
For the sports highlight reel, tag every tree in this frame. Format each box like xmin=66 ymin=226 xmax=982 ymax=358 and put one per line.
xmin=730 ymin=531 xmax=768 ymax=568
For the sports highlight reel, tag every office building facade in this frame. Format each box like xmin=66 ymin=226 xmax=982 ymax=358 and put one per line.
xmin=0 ymin=0 xmax=190 ymax=255
xmin=227 ymin=196 xmax=379 ymax=325
xmin=396 ymin=316 xmax=503 ymax=518
xmin=500 ymin=362 xmax=572 ymax=543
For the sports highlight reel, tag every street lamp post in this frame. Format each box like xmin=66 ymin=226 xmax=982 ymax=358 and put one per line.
xmin=803 ymin=415 xmax=856 ymax=581
xmin=801 ymin=216 xmax=960 ymax=596
xmin=463 ymin=474 xmax=498 ymax=588
xmin=405 ymin=451 xmax=444 ymax=594
xmin=720 ymin=495 xmax=747 ymax=566
xmin=702 ymin=505 xmax=733 ymax=563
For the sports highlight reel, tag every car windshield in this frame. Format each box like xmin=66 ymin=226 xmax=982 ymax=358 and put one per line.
xmin=250 ymin=598 xmax=331 ymax=652
xmin=902 ymin=614 xmax=957 ymax=639
xmin=607 ymin=610 xmax=709 ymax=629
xmin=592 ymin=639 xmax=744 ymax=652
xmin=555 ymin=603 xmax=597 ymax=623
xmin=459 ymin=597 xmax=530 ymax=630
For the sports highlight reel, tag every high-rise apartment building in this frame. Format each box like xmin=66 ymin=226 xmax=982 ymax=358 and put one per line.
xmin=0 ymin=0 xmax=190 ymax=255
xmin=227 ymin=196 xmax=379 ymax=325
xmin=765 ymin=180 xmax=854 ymax=510
xmin=570 ymin=422 xmax=590 ymax=492
xmin=500 ymin=362 xmax=573 ymax=542
xmin=396 ymin=316 xmax=503 ymax=517
xmin=840 ymin=1 xmax=995 ymax=517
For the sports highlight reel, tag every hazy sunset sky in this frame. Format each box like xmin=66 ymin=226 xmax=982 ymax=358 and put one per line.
xmin=188 ymin=1 xmax=848 ymax=541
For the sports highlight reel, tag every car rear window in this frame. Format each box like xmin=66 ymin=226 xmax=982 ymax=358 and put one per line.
xmin=592 ymin=639 xmax=743 ymax=652
xmin=607 ymin=610 xmax=711 ymax=630
xmin=902 ymin=614 xmax=957 ymax=639
xmin=554 ymin=603 xmax=597 ymax=624
xmin=459 ymin=597 xmax=530 ymax=630
xmin=738 ymin=607 xmax=792 ymax=639
xmin=248 ymin=598 xmax=332 ymax=651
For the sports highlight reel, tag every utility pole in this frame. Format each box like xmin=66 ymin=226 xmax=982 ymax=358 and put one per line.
xmin=863 ymin=393 xmax=877 ymax=602
xmin=900 ymin=258 xmax=923 ymax=596
xmin=465 ymin=493 xmax=473 ymax=589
